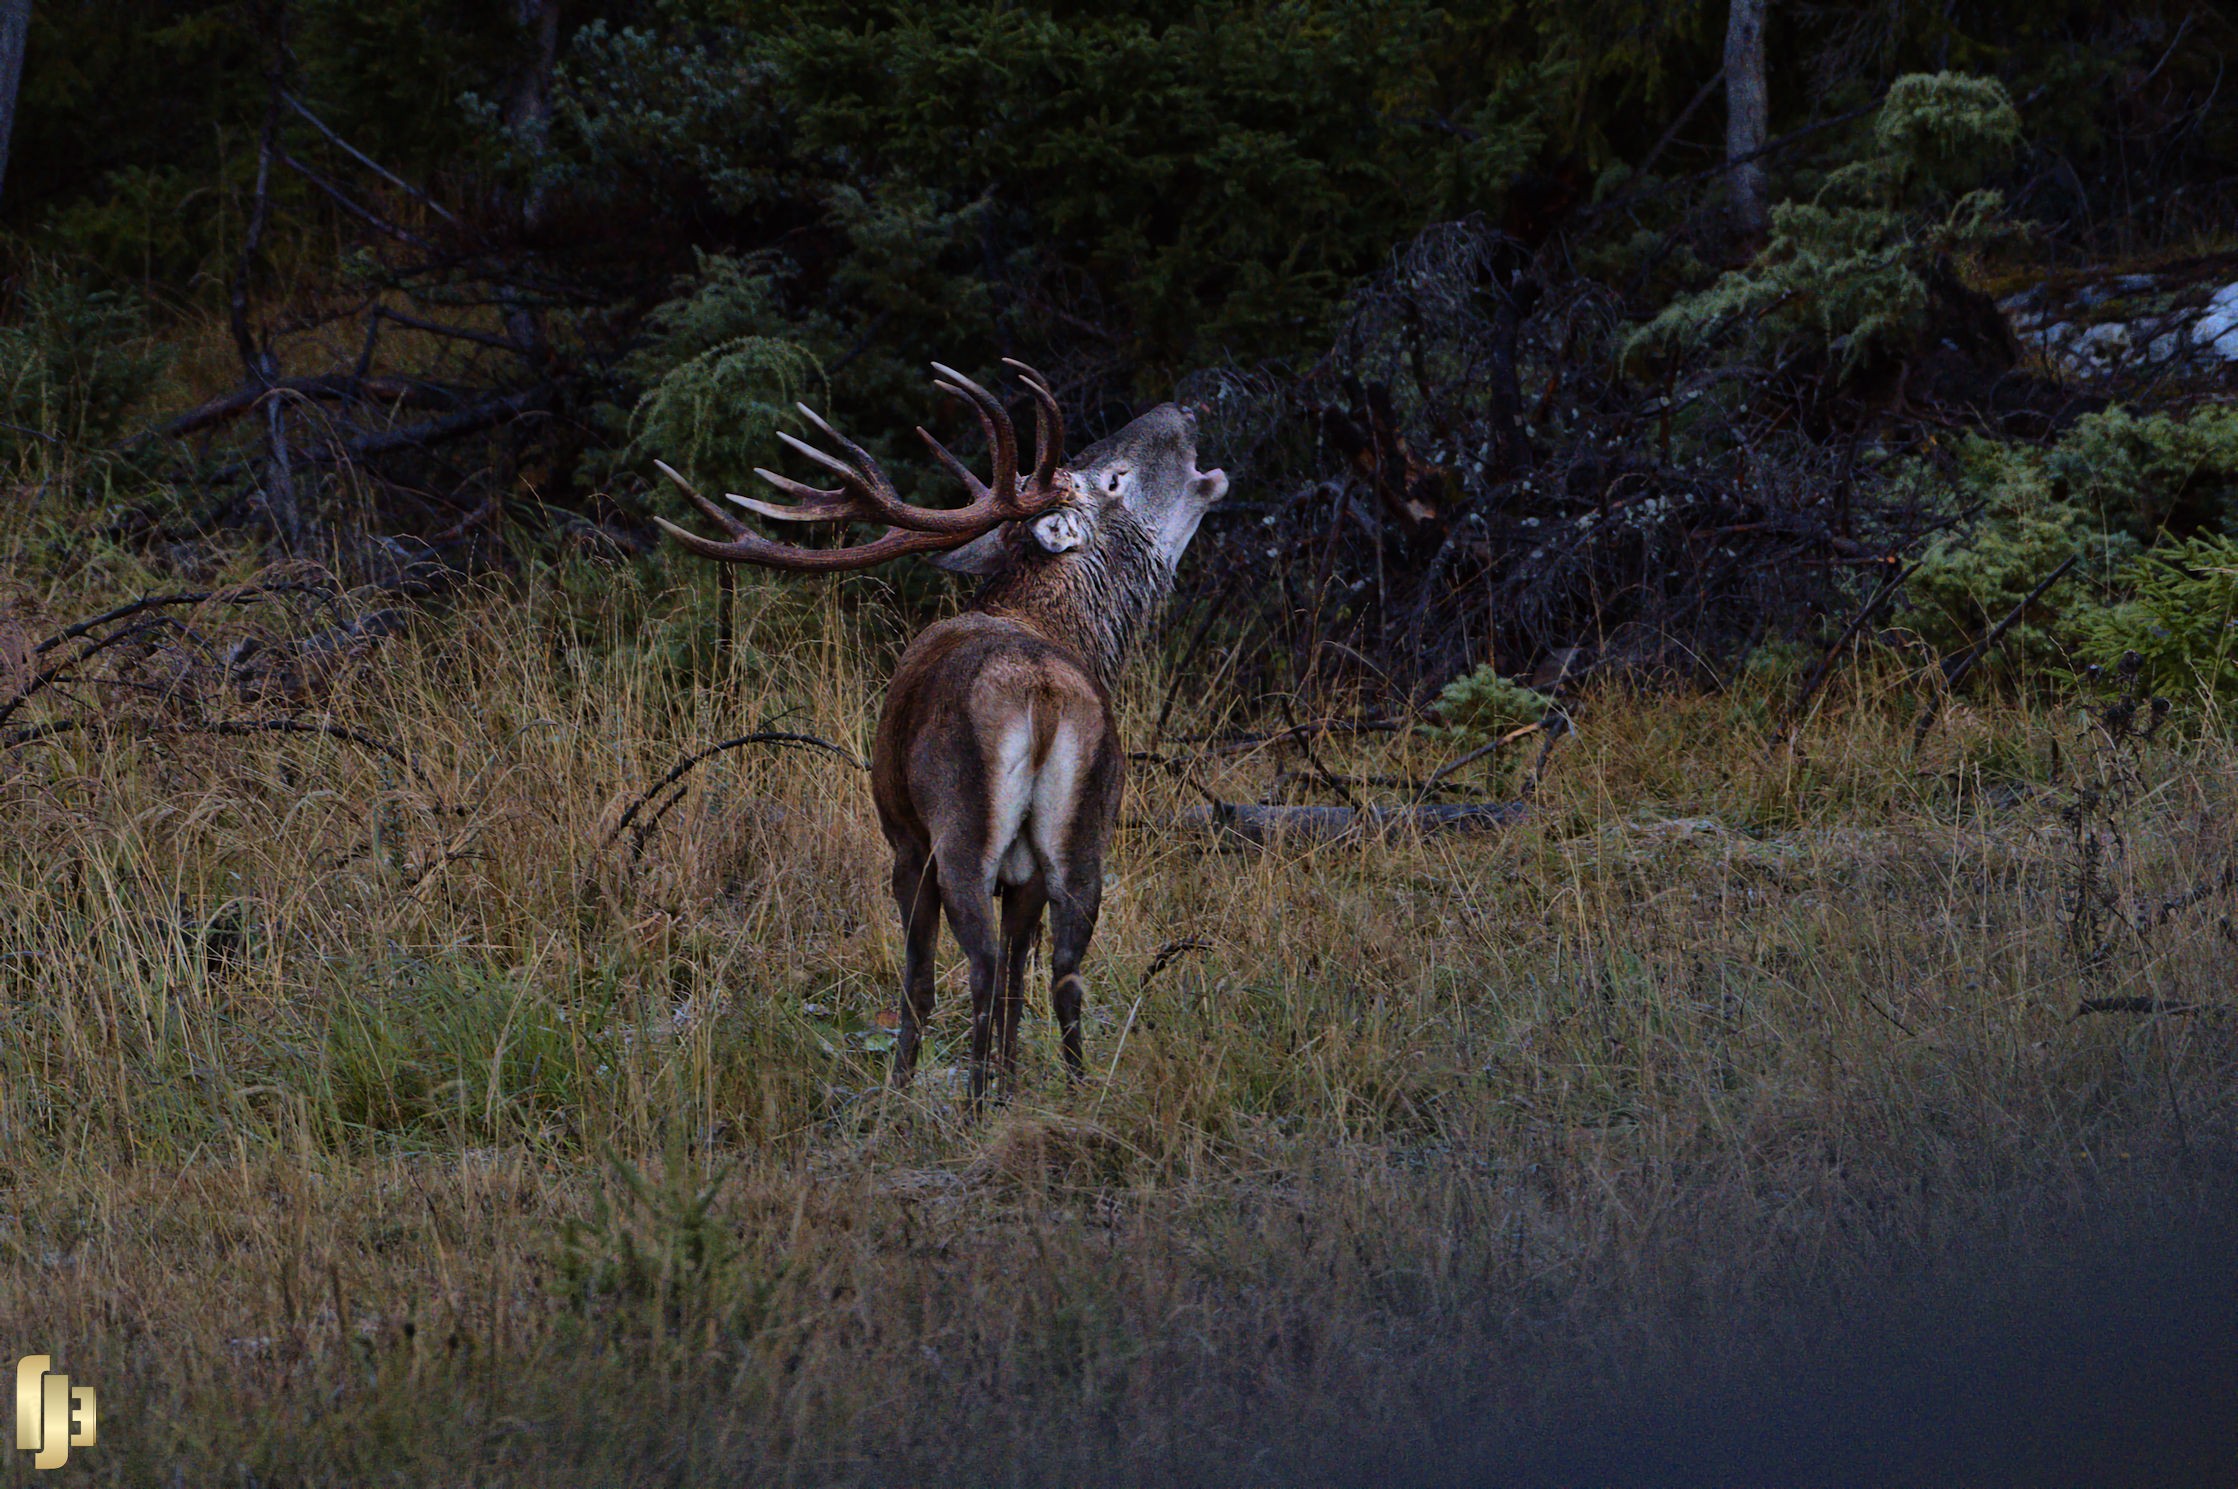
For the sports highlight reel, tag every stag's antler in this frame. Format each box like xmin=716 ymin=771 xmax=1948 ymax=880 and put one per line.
xmin=653 ymin=362 xmax=1070 ymax=572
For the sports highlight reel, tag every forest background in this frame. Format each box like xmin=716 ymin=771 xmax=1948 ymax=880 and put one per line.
xmin=6 ymin=0 xmax=2238 ymax=699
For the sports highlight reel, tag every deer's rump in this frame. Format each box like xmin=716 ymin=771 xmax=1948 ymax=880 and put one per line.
xmin=871 ymin=613 xmax=1122 ymax=895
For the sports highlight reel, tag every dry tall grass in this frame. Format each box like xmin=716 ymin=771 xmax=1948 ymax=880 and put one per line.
xmin=3 ymin=511 xmax=2235 ymax=1484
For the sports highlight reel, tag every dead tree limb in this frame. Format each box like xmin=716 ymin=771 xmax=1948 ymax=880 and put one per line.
xmin=279 ymin=150 xmax=440 ymax=252
xmin=228 ymin=39 xmax=281 ymax=378
xmin=1415 ymin=718 xmax=1546 ymax=802
xmin=150 ymin=376 xmax=462 ymax=442
xmin=2075 ymin=997 xmax=2201 ymax=1017
xmin=280 ymin=90 xmax=462 ymax=227
xmin=300 ymin=387 xmax=548 ymax=463
xmin=1773 ymin=500 xmax=1987 ymax=751
xmin=2 ymin=617 xmax=188 ymax=727
xmin=1169 ymin=800 xmax=1528 ymax=847
xmin=1912 ymin=553 xmax=2080 ymax=749
xmin=29 ymin=582 xmax=325 ymax=658
xmin=3 ymin=714 xmax=427 ymax=786
xmin=368 ymin=307 xmax=524 ymax=356
xmin=601 ymin=732 xmax=867 ymax=857
xmin=1141 ymin=938 xmax=1212 ymax=986
xmin=1274 ymin=691 xmax=1360 ymax=808
xmin=1775 ymin=558 xmax=1923 ymax=744
xmin=1637 ymin=66 xmax=1725 ymax=182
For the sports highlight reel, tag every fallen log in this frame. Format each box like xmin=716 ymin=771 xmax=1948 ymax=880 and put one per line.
xmin=1169 ymin=800 xmax=1528 ymax=846
xmin=149 ymin=374 xmax=464 ymax=442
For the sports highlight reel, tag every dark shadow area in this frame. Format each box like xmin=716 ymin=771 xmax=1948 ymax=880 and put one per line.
xmin=1409 ymin=1178 xmax=2238 ymax=1488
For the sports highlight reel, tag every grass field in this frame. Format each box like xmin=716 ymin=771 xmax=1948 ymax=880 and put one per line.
xmin=4 ymin=516 xmax=2236 ymax=1485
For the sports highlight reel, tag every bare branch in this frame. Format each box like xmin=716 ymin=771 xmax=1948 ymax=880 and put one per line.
xmin=600 ymin=732 xmax=868 ymax=857
xmin=280 ymin=90 xmax=462 ymax=227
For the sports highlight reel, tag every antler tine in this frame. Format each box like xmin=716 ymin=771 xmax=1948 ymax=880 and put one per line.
xmin=654 ymin=362 xmax=1073 ymax=573
xmin=784 ymin=406 xmax=926 ymax=528
xmin=655 ymin=460 xmax=751 ymax=538
xmin=914 ymin=423 xmax=986 ymax=500
xmin=928 ymin=362 xmax=1020 ymax=508
xmin=773 ymin=429 xmax=863 ymax=484
xmin=730 ymin=477 xmax=856 ymax=524
xmin=1002 ymin=358 xmax=1067 ymax=487
xmin=652 ymin=512 xmax=1000 ymax=572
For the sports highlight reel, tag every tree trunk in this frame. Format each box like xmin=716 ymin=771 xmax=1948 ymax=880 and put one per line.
xmin=0 ymin=0 xmax=31 ymax=205
xmin=1723 ymin=0 xmax=1769 ymax=241
xmin=507 ymin=0 xmax=559 ymax=233
xmin=503 ymin=0 xmax=559 ymax=355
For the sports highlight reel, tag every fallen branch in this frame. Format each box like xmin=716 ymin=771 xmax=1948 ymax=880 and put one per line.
xmin=1275 ymin=692 xmax=1359 ymax=807
xmin=1773 ymin=547 xmax=1933 ymax=750
xmin=150 ymin=375 xmax=461 ymax=442
xmin=2139 ymin=860 xmax=2238 ymax=933
xmin=1912 ymin=553 xmax=2080 ymax=749
xmin=1178 ymin=718 xmax=1406 ymax=751
xmin=1142 ymin=938 xmax=1212 ymax=985
xmin=1521 ymin=710 xmax=1571 ymax=796
xmin=3 ymin=616 xmax=186 ymax=727
xmin=30 ymin=581 xmax=414 ymax=662
xmin=280 ymin=91 xmax=462 ymax=228
xmin=368 ymin=306 xmax=524 ymax=356
xmin=4 ymin=582 xmax=341 ymax=727
xmin=279 ymin=150 xmax=440 ymax=252
xmin=1417 ymin=719 xmax=1545 ymax=801
xmin=1168 ymin=800 xmax=1527 ymax=847
xmin=2075 ymin=996 xmax=2200 ymax=1017
xmin=4 ymin=714 xmax=429 ymax=788
xmin=301 ymin=386 xmax=548 ymax=464
xmin=602 ymin=731 xmax=867 ymax=857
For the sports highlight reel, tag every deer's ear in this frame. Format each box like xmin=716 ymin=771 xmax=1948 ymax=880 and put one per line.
xmin=1030 ymin=508 xmax=1088 ymax=554
xmin=927 ymin=527 xmax=1012 ymax=576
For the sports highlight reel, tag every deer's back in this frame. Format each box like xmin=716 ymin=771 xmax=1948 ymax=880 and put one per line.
xmin=871 ymin=613 xmax=1122 ymax=861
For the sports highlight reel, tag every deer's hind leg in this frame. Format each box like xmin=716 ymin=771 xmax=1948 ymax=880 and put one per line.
xmin=1044 ymin=862 xmax=1103 ymax=1081
xmin=996 ymin=875 xmax=1048 ymax=1089
xmin=934 ymin=859 xmax=1005 ymax=1106
xmin=888 ymin=840 xmax=943 ymax=1087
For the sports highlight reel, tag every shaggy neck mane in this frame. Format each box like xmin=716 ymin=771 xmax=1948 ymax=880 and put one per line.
xmin=975 ymin=509 xmax=1170 ymax=689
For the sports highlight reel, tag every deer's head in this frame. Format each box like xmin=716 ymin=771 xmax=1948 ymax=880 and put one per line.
xmin=934 ymin=401 xmax=1228 ymax=580
xmin=650 ymin=364 xmax=1226 ymax=678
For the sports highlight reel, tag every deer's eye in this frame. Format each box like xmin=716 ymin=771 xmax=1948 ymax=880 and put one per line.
xmin=1104 ymin=467 xmax=1128 ymax=494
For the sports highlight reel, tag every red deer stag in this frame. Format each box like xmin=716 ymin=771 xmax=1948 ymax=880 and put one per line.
xmin=653 ymin=362 xmax=1227 ymax=1100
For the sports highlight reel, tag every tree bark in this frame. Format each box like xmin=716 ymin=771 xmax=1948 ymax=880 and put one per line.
xmin=1723 ymin=0 xmax=1770 ymax=241
xmin=502 ymin=0 xmax=559 ymax=353
xmin=0 ymin=0 xmax=31 ymax=205
xmin=506 ymin=0 xmax=560 ymax=234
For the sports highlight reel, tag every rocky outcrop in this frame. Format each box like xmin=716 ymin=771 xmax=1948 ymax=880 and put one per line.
xmin=2004 ymin=273 xmax=2238 ymax=379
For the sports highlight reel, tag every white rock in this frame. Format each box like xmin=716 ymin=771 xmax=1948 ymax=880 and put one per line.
xmin=2208 ymin=281 xmax=2238 ymax=311
xmin=2073 ymin=322 xmax=2130 ymax=353
xmin=2193 ymin=308 xmax=2238 ymax=346
xmin=2149 ymin=333 xmax=2182 ymax=362
xmin=2061 ymin=322 xmax=2130 ymax=374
